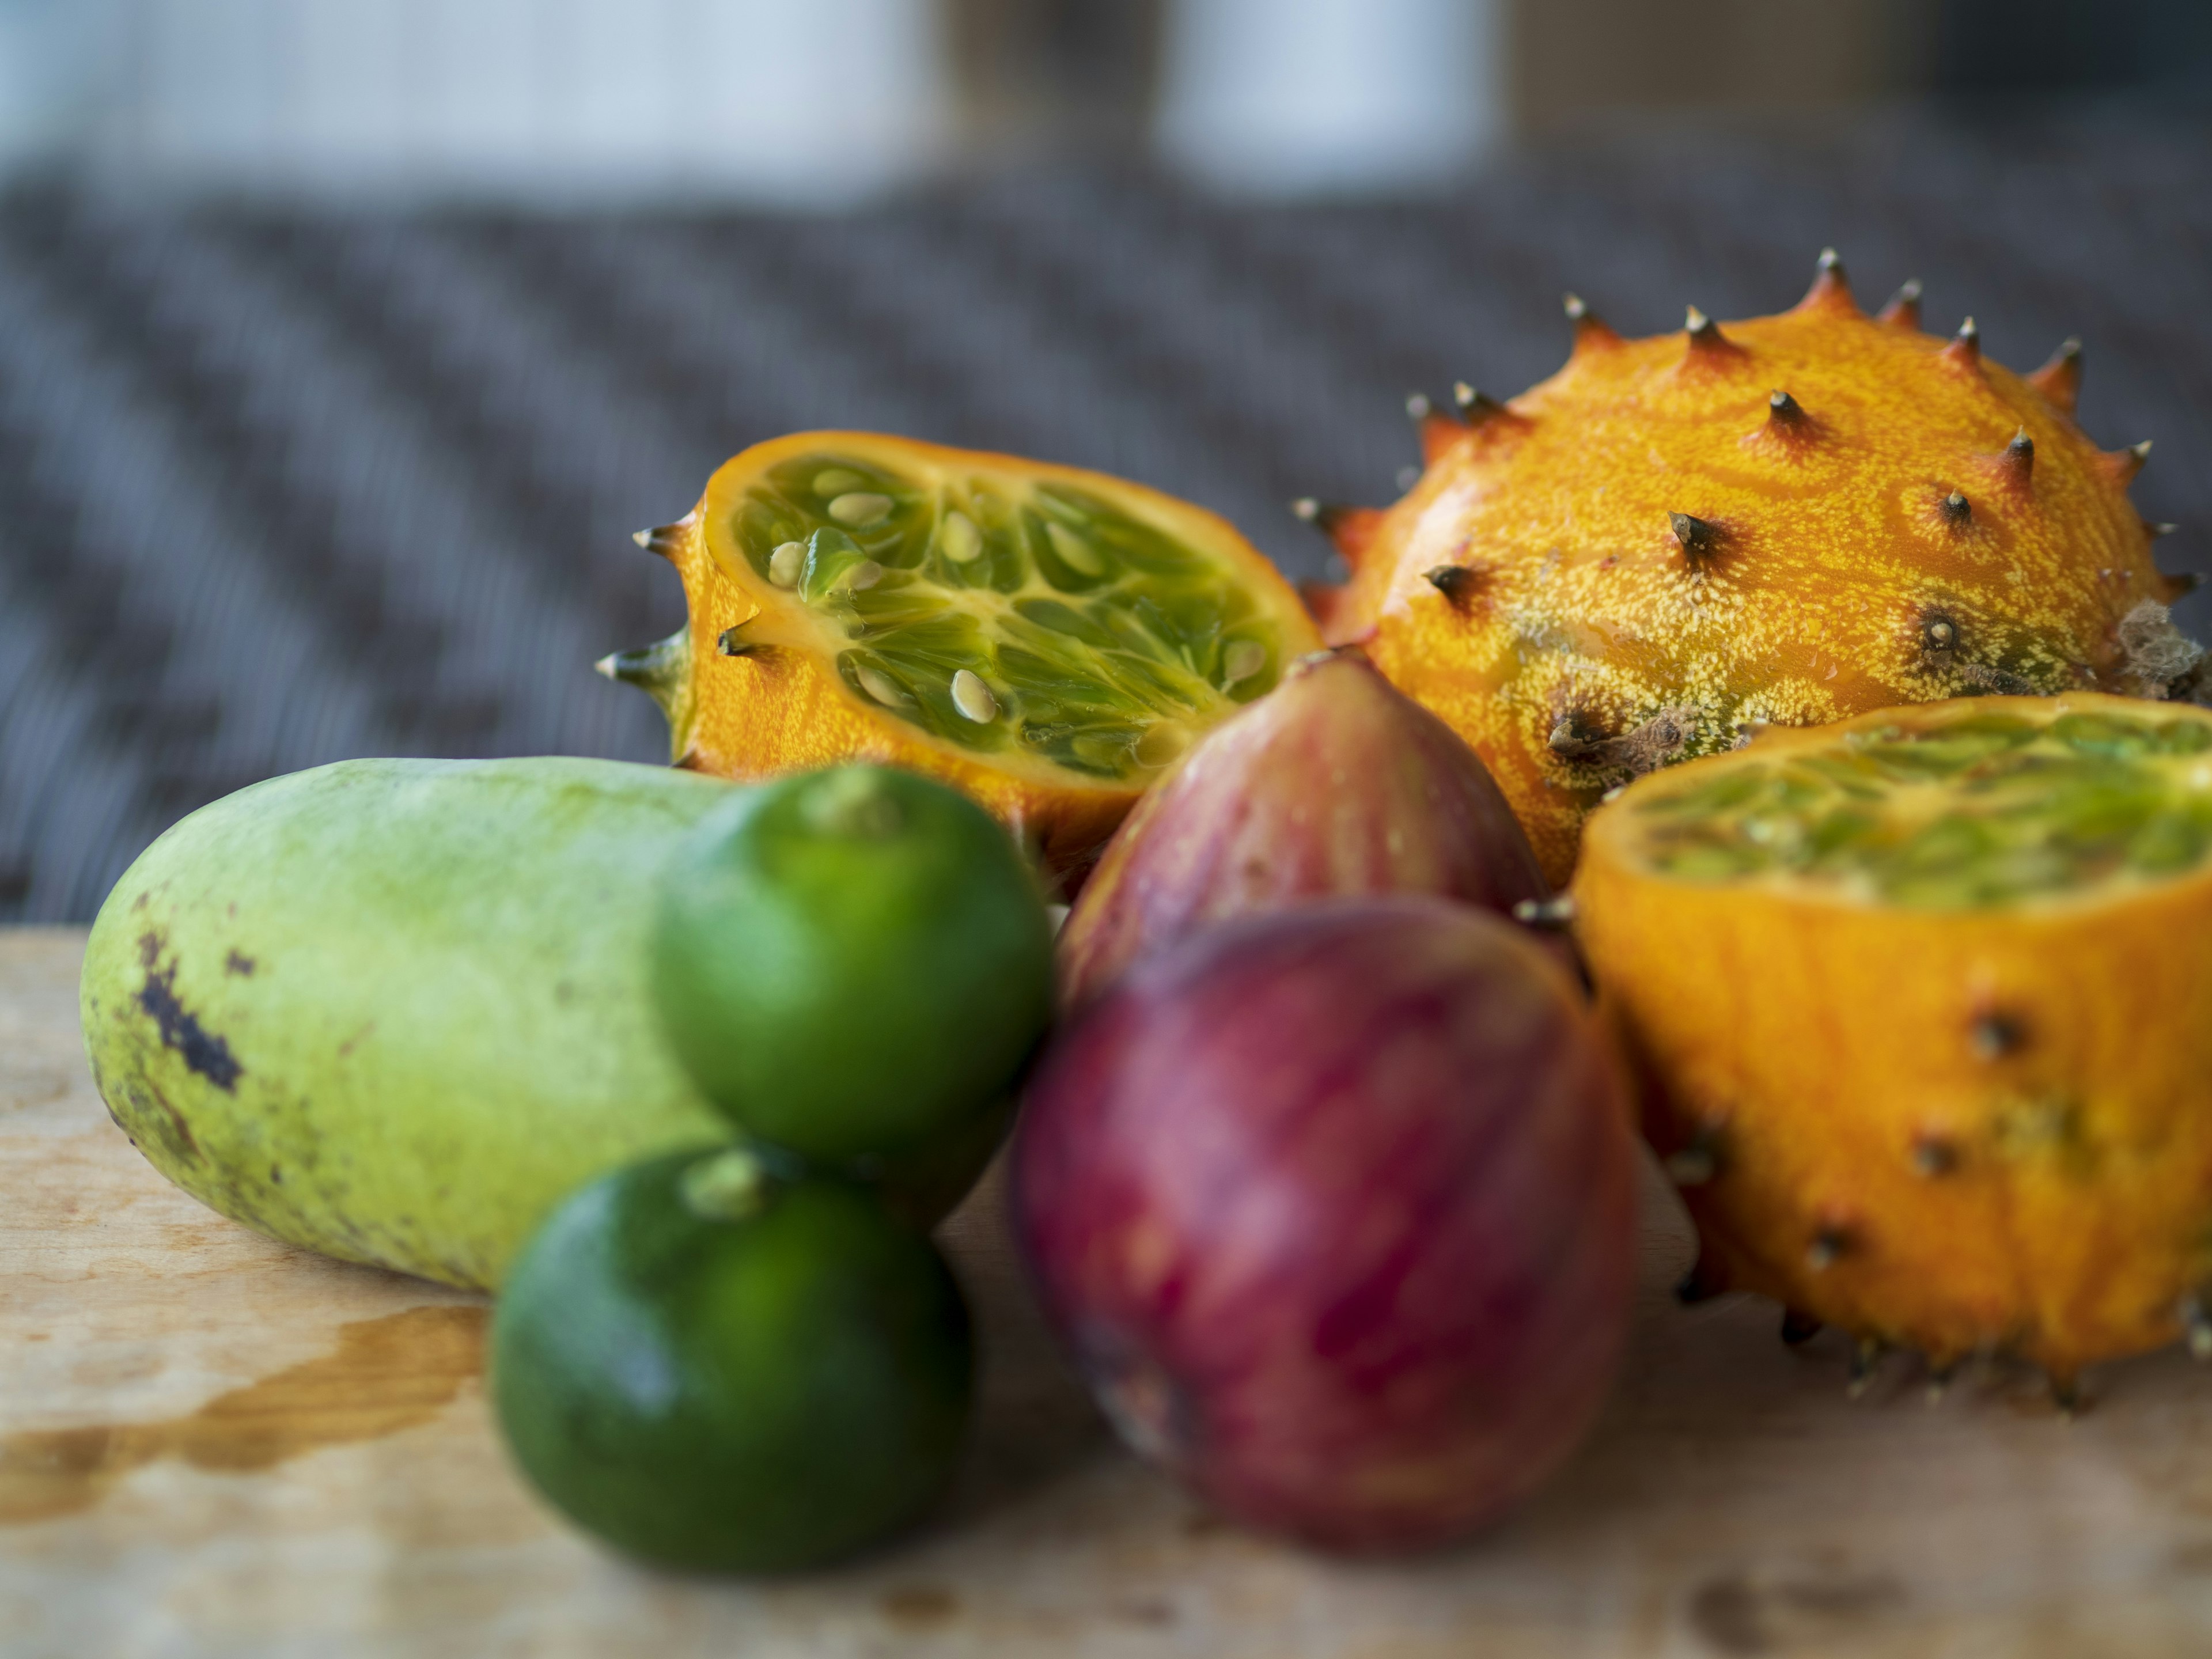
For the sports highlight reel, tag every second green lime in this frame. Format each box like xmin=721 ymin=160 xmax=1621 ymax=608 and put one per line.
xmin=652 ymin=764 xmax=1055 ymax=1200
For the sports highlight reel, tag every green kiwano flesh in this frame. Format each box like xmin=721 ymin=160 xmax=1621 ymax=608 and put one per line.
xmin=79 ymin=757 xmax=742 ymax=1290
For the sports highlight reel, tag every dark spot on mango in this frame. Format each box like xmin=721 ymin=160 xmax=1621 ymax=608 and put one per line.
xmin=137 ymin=959 xmax=243 ymax=1093
xmin=225 ymin=950 xmax=257 ymax=977
xmin=133 ymin=1080 xmax=198 ymax=1160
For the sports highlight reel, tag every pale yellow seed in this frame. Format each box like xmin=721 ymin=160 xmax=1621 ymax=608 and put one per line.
xmin=940 ymin=510 xmax=983 ymax=563
xmin=1134 ymin=724 xmax=1190 ymax=767
xmin=846 ymin=560 xmax=884 ymax=590
xmin=813 ymin=469 xmax=866 ymax=496
xmin=768 ymin=540 xmax=805 ymax=588
xmin=856 ymin=665 xmax=906 ymax=707
xmin=1046 ymin=521 xmax=1104 ymax=575
xmin=830 ymin=492 xmax=892 ymax=527
xmin=1221 ymin=639 xmax=1267 ymax=684
xmin=951 ymin=669 xmax=998 ymax=723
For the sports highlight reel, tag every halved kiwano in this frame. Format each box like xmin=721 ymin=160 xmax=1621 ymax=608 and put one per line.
xmin=1610 ymin=697 xmax=2212 ymax=907
xmin=1573 ymin=694 xmax=2212 ymax=1381
xmin=601 ymin=433 xmax=1321 ymax=877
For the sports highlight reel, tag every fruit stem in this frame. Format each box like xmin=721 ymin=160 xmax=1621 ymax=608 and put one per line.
xmin=681 ymin=1147 xmax=776 ymax=1223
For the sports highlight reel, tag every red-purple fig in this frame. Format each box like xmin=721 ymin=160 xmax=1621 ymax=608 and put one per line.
xmin=1056 ymin=649 xmax=1549 ymax=1007
xmin=1013 ymin=896 xmax=1635 ymax=1555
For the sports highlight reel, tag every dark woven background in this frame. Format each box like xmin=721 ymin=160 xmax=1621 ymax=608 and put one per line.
xmin=5 ymin=112 xmax=2210 ymax=923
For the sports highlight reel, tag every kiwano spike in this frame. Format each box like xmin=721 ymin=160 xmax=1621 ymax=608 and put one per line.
xmin=1942 ymin=491 xmax=1974 ymax=528
xmin=1292 ymin=499 xmax=1387 ymax=569
xmin=2157 ymin=571 xmax=2203 ymax=603
xmin=1670 ymin=512 xmax=1719 ymax=559
xmin=2101 ymin=441 xmax=2153 ymax=487
xmin=1780 ymin=1308 xmax=1824 ymax=1347
xmin=2150 ymin=520 xmax=2181 ymax=539
xmin=1682 ymin=307 xmax=1743 ymax=365
xmin=1425 ymin=564 xmax=1485 ymax=611
xmin=2002 ymin=429 xmax=2036 ymax=487
xmin=1805 ymin=1224 xmax=1848 ymax=1272
xmin=1798 ymin=247 xmax=1857 ymax=315
xmin=1766 ymin=389 xmax=1809 ymax=429
xmin=1452 ymin=382 xmax=1516 ymax=426
xmin=630 ymin=516 xmax=694 ymax=560
xmin=2181 ymin=1294 xmax=2212 ymax=1361
xmin=1940 ymin=317 xmax=1982 ymax=371
xmin=1847 ymin=1337 xmax=1882 ymax=1399
xmin=1408 ymin=392 xmax=1471 ymax=466
xmin=1911 ymin=1134 xmax=1960 ymax=1177
xmin=596 ymin=627 xmax=698 ymax=760
xmin=1563 ymin=292 xmax=1622 ymax=354
xmin=2028 ymin=337 xmax=2084 ymax=412
xmin=1877 ymin=278 xmax=1923 ymax=329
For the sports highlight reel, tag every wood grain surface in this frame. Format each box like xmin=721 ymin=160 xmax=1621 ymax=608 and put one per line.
xmin=4 ymin=925 xmax=2211 ymax=1658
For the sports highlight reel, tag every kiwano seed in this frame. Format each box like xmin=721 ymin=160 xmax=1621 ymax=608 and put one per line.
xmin=828 ymin=492 xmax=892 ymax=527
xmin=769 ymin=541 xmax=805 ymax=588
xmin=1221 ymin=640 xmax=1267 ymax=685
xmin=940 ymin=510 xmax=983 ymax=563
xmin=951 ymin=670 xmax=998 ymax=724
xmin=857 ymin=665 xmax=907 ymax=707
xmin=1047 ymin=522 xmax=1105 ymax=576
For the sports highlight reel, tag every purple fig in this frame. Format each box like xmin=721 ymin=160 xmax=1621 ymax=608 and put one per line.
xmin=1014 ymin=896 xmax=1635 ymax=1555
xmin=1056 ymin=649 xmax=1549 ymax=1007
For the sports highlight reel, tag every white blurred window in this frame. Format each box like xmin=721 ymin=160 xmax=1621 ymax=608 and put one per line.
xmin=1154 ymin=0 xmax=1503 ymax=195
xmin=4 ymin=0 xmax=953 ymax=204
xmin=0 ymin=0 xmax=1503 ymax=201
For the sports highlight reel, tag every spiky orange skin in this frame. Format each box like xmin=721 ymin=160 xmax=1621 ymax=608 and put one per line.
xmin=644 ymin=433 xmax=1321 ymax=881
xmin=1571 ymin=695 xmax=2212 ymax=1382
xmin=1320 ymin=277 xmax=2184 ymax=884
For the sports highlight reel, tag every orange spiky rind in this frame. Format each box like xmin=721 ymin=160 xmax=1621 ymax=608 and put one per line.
xmin=1325 ymin=263 xmax=2199 ymax=881
xmin=2029 ymin=337 xmax=2085 ymax=412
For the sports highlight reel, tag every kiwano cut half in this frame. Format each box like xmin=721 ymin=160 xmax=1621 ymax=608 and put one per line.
xmin=602 ymin=433 xmax=1322 ymax=881
xmin=1306 ymin=251 xmax=2203 ymax=883
xmin=1572 ymin=692 xmax=2212 ymax=1396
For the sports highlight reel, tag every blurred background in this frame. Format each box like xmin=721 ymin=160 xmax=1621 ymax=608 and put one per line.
xmin=2 ymin=0 xmax=2209 ymax=919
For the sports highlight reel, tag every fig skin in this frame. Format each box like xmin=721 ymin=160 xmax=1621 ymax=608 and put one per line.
xmin=1057 ymin=648 xmax=1550 ymax=1007
xmin=1014 ymin=896 xmax=1636 ymax=1555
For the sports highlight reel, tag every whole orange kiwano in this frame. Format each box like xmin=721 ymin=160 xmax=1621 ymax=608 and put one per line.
xmin=1306 ymin=252 xmax=2203 ymax=883
xmin=603 ymin=433 xmax=1320 ymax=882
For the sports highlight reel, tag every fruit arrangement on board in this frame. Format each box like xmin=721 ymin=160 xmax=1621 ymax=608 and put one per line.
xmin=77 ymin=250 xmax=2212 ymax=1573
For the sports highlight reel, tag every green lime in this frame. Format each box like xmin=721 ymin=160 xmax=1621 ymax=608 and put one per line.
xmin=651 ymin=764 xmax=1055 ymax=1209
xmin=490 ymin=1147 xmax=974 ymax=1574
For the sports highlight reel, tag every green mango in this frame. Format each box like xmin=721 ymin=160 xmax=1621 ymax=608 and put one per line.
xmin=79 ymin=757 xmax=741 ymax=1290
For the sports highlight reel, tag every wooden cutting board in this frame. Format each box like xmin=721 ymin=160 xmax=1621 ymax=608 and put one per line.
xmin=4 ymin=924 xmax=2211 ymax=1658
